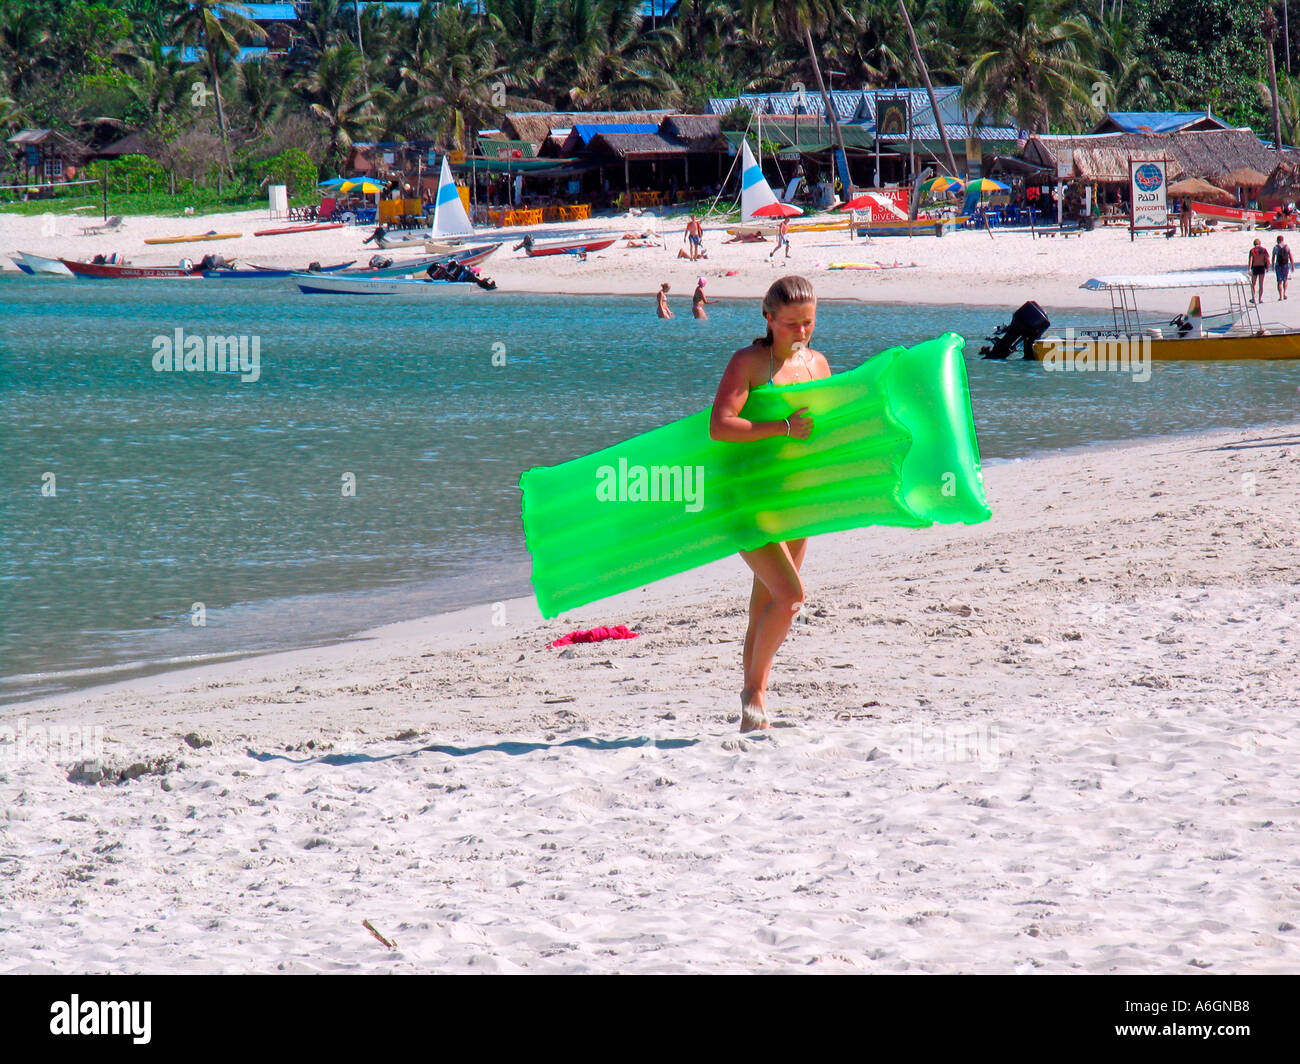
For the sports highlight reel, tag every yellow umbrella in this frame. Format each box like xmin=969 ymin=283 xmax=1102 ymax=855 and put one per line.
xmin=340 ymin=179 xmax=383 ymax=194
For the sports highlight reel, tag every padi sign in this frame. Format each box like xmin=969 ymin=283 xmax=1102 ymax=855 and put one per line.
xmin=1130 ymin=158 xmax=1169 ymax=233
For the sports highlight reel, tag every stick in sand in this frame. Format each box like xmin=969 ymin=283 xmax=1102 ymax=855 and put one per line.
xmin=363 ymin=920 xmax=397 ymax=949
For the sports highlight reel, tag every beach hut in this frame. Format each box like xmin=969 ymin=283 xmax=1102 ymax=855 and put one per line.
xmin=1259 ymin=161 xmax=1300 ymax=210
xmin=1225 ymin=167 xmax=1268 ymax=205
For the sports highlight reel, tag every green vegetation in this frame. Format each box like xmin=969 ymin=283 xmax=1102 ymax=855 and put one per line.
xmin=0 ymin=0 xmax=1292 ymax=212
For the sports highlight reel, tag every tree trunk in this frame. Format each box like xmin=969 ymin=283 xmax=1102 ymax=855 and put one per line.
xmin=802 ymin=27 xmax=850 ymax=191
xmin=899 ymin=0 xmax=959 ymax=177
xmin=1266 ymin=10 xmax=1284 ymax=150
xmin=210 ymin=57 xmax=233 ymax=177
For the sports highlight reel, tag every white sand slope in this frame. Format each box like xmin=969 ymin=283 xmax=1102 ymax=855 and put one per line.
xmin=3 ymin=424 xmax=1299 ymax=973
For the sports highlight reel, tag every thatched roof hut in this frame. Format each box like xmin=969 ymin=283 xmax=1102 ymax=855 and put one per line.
xmin=1024 ymin=129 xmax=1300 ymax=186
xmin=1260 ymin=161 xmax=1300 ymax=208
xmin=500 ymin=111 xmax=674 ymax=154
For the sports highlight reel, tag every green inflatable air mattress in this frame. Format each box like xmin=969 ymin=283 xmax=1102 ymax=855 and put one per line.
xmin=519 ymin=332 xmax=990 ymax=617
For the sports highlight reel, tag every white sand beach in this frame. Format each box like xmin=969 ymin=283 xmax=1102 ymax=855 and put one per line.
xmin=3 ymin=422 xmax=1299 ymax=974
xmin=8 ymin=205 xmax=1300 ymax=321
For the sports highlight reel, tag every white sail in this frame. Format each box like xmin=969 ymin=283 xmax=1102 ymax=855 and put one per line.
xmin=740 ymin=140 xmax=780 ymax=222
xmin=432 ymin=155 xmax=474 ymax=238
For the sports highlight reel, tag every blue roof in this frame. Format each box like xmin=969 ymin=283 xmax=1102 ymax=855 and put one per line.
xmin=1103 ymin=112 xmax=1226 ymax=133
xmin=212 ymin=3 xmax=297 ymax=18
xmin=572 ymin=123 xmax=658 ymax=144
xmin=161 ymin=45 xmax=269 ymax=62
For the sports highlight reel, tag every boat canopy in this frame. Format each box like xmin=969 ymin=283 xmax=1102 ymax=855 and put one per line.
xmin=1081 ymin=270 xmax=1250 ymax=290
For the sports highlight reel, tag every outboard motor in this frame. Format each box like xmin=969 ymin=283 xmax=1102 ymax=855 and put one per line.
xmin=179 ymin=257 xmax=195 ymax=274
xmin=980 ymin=300 xmax=1051 ymax=359
xmin=367 ymin=254 xmax=393 ymax=269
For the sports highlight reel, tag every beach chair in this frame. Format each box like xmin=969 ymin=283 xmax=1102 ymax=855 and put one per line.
xmin=315 ymin=197 xmax=337 ymax=222
xmin=80 ymin=215 xmax=123 ymax=236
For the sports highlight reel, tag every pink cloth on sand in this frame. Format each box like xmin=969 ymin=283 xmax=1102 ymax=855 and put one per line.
xmin=550 ymin=625 xmax=639 ymax=648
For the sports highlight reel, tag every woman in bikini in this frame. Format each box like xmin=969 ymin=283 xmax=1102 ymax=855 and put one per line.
xmin=708 ymin=275 xmax=831 ymax=732
xmin=692 ymin=276 xmax=713 ymax=319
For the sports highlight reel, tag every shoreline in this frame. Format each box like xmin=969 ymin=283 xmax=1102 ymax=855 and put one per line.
xmin=6 ymin=412 xmax=1300 ymax=709
xmin=3 ymin=417 xmax=1298 ymax=973
xmin=7 ymin=205 xmax=1300 ymax=320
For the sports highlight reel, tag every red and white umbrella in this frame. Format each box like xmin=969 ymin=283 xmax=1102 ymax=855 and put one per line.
xmin=750 ymin=201 xmax=803 ymax=218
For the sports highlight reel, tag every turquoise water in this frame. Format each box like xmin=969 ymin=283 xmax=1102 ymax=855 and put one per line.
xmin=3 ymin=276 xmax=1299 ymax=701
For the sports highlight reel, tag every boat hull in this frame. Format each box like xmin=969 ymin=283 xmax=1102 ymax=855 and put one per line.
xmin=203 ymin=261 xmax=355 ymax=278
xmin=524 ymin=238 xmax=615 ymax=257
xmin=293 ymin=275 xmax=473 ymax=295
xmin=253 ymin=223 xmax=346 ymax=236
xmin=1189 ymin=201 xmax=1275 ymax=225
xmin=144 ymin=231 xmax=242 ymax=244
xmin=856 ymin=218 xmax=963 ymax=237
xmin=60 ymin=259 xmax=199 ymax=278
xmin=1032 ymin=331 xmax=1300 ymax=361
xmin=13 ymin=251 xmax=73 ymax=276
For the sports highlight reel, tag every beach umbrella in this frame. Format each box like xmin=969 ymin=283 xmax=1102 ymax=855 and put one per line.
xmin=965 ymin=177 xmax=1009 ymax=194
xmin=919 ymin=175 xmax=965 ymax=195
xmin=1167 ymin=177 xmax=1233 ymax=205
xmin=750 ymin=201 xmax=803 ymax=218
xmin=340 ymin=179 xmax=384 ymax=194
xmin=317 ymin=177 xmax=350 ymax=188
xmin=1226 ymin=167 xmax=1267 ymax=189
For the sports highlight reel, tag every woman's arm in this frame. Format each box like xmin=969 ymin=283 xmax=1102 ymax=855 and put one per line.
xmin=709 ymin=352 xmax=810 ymax=442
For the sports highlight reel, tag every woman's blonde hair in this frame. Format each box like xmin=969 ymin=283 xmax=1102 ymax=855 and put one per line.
xmin=754 ymin=274 xmax=817 ymax=345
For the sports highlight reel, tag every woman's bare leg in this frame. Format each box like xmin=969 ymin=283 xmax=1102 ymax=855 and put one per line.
xmin=738 ymin=538 xmax=807 ymax=731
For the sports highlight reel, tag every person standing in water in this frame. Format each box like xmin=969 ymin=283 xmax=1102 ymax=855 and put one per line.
xmin=656 ymin=282 xmax=674 ymax=318
xmin=692 ymin=276 xmax=713 ymax=319
xmin=708 ymin=275 xmax=831 ymax=732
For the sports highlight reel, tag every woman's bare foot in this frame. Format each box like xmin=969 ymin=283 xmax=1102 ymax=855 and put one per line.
xmin=740 ymin=690 xmax=770 ymax=733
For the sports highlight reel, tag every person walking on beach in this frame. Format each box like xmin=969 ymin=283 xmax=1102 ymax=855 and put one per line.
xmin=1249 ymin=238 xmax=1270 ymax=302
xmin=685 ymin=214 xmax=704 ymax=260
xmin=769 ymin=216 xmax=791 ymax=261
xmin=709 ymin=275 xmax=830 ymax=732
xmin=1273 ymin=235 xmax=1293 ymax=300
xmin=656 ymin=282 xmax=674 ymax=318
xmin=692 ymin=276 xmax=713 ymax=319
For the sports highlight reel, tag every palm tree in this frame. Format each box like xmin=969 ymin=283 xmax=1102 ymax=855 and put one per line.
xmin=169 ymin=0 xmax=266 ymax=174
xmin=1264 ymin=5 xmax=1284 ymax=149
xmin=1091 ymin=9 xmax=1181 ymax=115
xmin=1259 ymin=70 xmax=1300 ymax=147
xmin=294 ymin=42 xmax=377 ymax=171
xmin=237 ymin=58 xmax=285 ymax=138
xmin=0 ymin=6 xmax=54 ymax=98
xmin=398 ymin=4 xmax=506 ymax=148
xmin=116 ymin=41 xmax=196 ymax=137
xmin=542 ymin=0 xmax=680 ymax=110
xmin=960 ymin=0 xmax=1100 ymax=134
xmin=743 ymin=0 xmax=850 ymax=188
